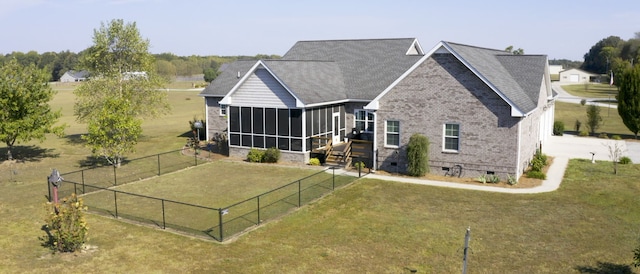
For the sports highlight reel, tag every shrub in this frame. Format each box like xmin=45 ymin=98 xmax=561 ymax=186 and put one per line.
xmin=575 ymin=120 xmax=582 ymax=132
xmin=476 ymin=174 xmax=487 ymax=184
xmin=406 ymin=134 xmax=430 ymax=177
xmin=553 ymin=121 xmax=564 ymax=136
xmin=612 ymin=135 xmax=622 ymax=140
xmin=42 ymin=194 xmax=89 ymax=253
xmin=619 ymin=156 xmax=632 ymax=165
xmin=598 ymin=132 xmax=609 ymax=139
xmin=507 ymin=174 xmax=518 ymax=185
xmin=579 ymin=130 xmax=589 ymax=136
xmin=580 ymin=99 xmax=587 ymax=106
xmin=353 ymin=161 xmax=366 ymax=170
xmin=488 ymin=175 xmax=500 ymax=184
xmin=526 ymin=170 xmax=547 ymax=180
xmin=247 ymin=148 xmax=264 ymax=163
xmin=308 ymin=158 xmax=321 ymax=166
xmin=263 ymin=147 xmax=280 ymax=163
xmin=530 ymin=150 xmax=548 ymax=172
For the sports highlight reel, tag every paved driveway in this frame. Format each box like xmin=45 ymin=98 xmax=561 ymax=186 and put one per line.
xmin=545 ymin=134 xmax=639 ymax=162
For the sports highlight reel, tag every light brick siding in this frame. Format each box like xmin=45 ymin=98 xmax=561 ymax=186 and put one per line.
xmin=205 ymin=97 xmax=228 ymax=141
xmin=375 ymin=53 xmax=522 ymax=179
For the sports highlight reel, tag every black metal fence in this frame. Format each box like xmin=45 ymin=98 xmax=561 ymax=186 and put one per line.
xmin=49 ymin=162 xmax=362 ymax=241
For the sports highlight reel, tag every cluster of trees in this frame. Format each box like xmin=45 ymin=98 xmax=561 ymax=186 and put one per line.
xmin=581 ymin=33 xmax=640 ymax=74
xmin=0 ymin=49 xmax=279 ymax=83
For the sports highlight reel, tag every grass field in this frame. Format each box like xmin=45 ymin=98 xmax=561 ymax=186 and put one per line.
xmin=562 ymin=83 xmax=618 ymax=99
xmin=554 ymin=101 xmax=635 ymax=138
xmin=1 ymin=82 xmax=640 ymax=272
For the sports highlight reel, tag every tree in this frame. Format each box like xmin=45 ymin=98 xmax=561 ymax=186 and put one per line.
xmin=586 ymin=104 xmax=603 ymax=135
xmin=505 ymin=45 xmax=524 ymax=55
xmin=582 ymin=36 xmax=623 ymax=73
xmin=616 ymin=65 xmax=640 ymax=138
xmin=0 ymin=59 xmax=65 ymax=160
xmin=406 ymin=134 xmax=430 ymax=177
xmin=83 ymin=98 xmax=142 ymax=167
xmin=74 ymin=19 xmax=169 ymax=166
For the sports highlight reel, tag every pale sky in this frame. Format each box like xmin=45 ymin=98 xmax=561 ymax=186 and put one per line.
xmin=1 ymin=0 xmax=638 ymax=61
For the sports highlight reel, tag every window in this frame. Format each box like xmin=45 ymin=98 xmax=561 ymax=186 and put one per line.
xmin=355 ymin=110 xmax=374 ymax=132
xmin=385 ymin=120 xmax=400 ymax=147
xmin=443 ymin=123 xmax=460 ymax=152
xmin=219 ymin=104 xmax=227 ymax=116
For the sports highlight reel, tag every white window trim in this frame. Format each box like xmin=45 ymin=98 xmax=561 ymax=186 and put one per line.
xmin=219 ymin=104 xmax=227 ymax=116
xmin=354 ymin=109 xmax=374 ymax=133
xmin=384 ymin=120 xmax=400 ymax=148
xmin=443 ymin=123 xmax=460 ymax=153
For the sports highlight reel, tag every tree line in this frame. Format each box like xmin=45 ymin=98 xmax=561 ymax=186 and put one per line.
xmin=0 ymin=50 xmax=280 ymax=82
xmin=581 ymin=33 xmax=640 ymax=74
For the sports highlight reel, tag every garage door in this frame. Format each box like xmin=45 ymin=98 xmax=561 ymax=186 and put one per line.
xmin=570 ymin=74 xmax=579 ymax=82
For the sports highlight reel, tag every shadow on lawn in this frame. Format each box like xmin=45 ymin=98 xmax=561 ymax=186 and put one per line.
xmin=575 ymin=261 xmax=634 ymax=274
xmin=77 ymin=155 xmax=131 ymax=168
xmin=0 ymin=145 xmax=59 ymax=162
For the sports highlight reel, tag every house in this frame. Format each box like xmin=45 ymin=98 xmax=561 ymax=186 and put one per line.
xmin=200 ymin=38 xmax=555 ymax=179
xmin=549 ymin=65 xmax=563 ymax=75
xmin=558 ymin=68 xmax=597 ymax=83
xmin=59 ymin=70 xmax=88 ymax=82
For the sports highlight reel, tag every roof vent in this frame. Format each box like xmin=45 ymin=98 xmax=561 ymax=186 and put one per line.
xmin=237 ymin=71 xmax=241 ymax=79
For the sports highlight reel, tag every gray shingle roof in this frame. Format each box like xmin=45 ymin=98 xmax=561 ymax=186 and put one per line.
xmin=282 ymin=38 xmax=423 ymax=100
xmin=200 ymin=60 xmax=256 ymax=97
xmin=444 ymin=42 xmax=547 ymax=114
xmin=201 ymin=39 xmax=424 ymax=104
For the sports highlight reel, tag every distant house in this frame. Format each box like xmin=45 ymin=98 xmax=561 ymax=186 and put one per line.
xmin=558 ymin=68 xmax=597 ymax=83
xmin=549 ymin=65 xmax=563 ymax=75
xmin=200 ymin=38 xmax=555 ymax=179
xmin=59 ymin=70 xmax=88 ymax=82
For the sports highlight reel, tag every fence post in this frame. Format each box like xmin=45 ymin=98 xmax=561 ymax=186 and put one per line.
xmin=114 ymin=191 xmax=118 ymax=218
xmin=161 ymin=199 xmax=166 ymax=229
xmin=157 ymin=154 xmax=161 ymax=176
xmin=194 ymin=148 xmax=198 ymax=166
xmin=332 ymin=167 xmax=335 ymax=190
xmin=82 ymin=175 xmax=85 ymax=194
xmin=47 ymin=176 xmax=52 ymax=202
xmin=257 ymin=196 xmax=261 ymax=224
xmin=298 ymin=180 xmax=301 ymax=207
xmin=218 ymin=208 xmax=224 ymax=242
xmin=81 ymin=169 xmax=85 ymax=187
xmin=113 ymin=165 xmax=117 ymax=186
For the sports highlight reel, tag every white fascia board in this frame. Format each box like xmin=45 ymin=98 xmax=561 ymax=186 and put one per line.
xmin=218 ymin=60 xmax=305 ymax=107
xmin=305 ymin=99 xmax=353 ymax=108
xmin=440 ymin=42 xmax=526 ymax=118
xmin=405 ymin=38 xmax=425 ymax=55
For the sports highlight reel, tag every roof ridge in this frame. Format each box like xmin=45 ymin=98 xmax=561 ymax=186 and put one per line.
xmin=444 ymin=41 xmax=510 ymax=54
xmin=295 ymin=38 xmax=415 ymax=43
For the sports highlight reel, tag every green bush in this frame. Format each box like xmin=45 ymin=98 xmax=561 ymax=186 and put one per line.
xmin=507 ymin=174 xmax=518 ymax=185
xmin=598 ymin=132 xmax=609 ymax=139
xmin=530 ymin=150 xmax=548 ymax=172
xmin=619 ymin=156 xmax=632 ymax=165
xmin=42 ymin=194 xmax=89 ymax=253
xmin=488 ymin=175 xmax=500 ymax=184
xmin=578 ymin=130 xmax=589 ymax=136
xmin=476 ymin=174 xmax=487 ymax=184
xmin=580 ymin=99 xmax=587 ymax=106
xmin=575 ymin=119 xmax=582 ymax=132
xmin=612 ymin=135 xmax=622 ymax=140
xmin=553 ymin=121 xmax=564 ymax=136
xmin=247 ymin=148 xmax=264 ymax=163
xmin=263 ymin=147 xmax=281 ymax=163
xmin=526 ymin=170 xmax=547 ymax=180
xmin=406 ymin=134 xmax=430 ymax=177
xmin=353 ymin=161 xmax=366 ymax=170
xmin=308 ymin=158 xmax=321 ymax=166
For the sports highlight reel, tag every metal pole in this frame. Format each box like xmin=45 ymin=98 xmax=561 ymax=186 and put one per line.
xmin=257 ymin=196 xmax=261 ymax=224
xmin=113 ymin=165 xmax=117 ymax=186
xmin=162 ymin=199 xmax=166 ymax=229
xmin=157 ymin=154 xmax=161 ymax=176
xmin=114 ymin=191 xmax=118 ymax=218
xmin=332 ymin=167 xmax=335 ymax=190
xmin=298 ymin=180 xmax=301 ymax=207
xmin=218 ymin=208 xmax=224 ymax=242
xmin=462 ymin=227 xmax=471 ymax=274
xmin=47 ymin=176 xmax=52 ymax=202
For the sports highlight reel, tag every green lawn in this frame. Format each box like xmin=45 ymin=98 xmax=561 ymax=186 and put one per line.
xmin=562 ymin=83 xmax=618 ymax=99
xmin=555 ymin=101 xmax=635 ymax=138
xmin=1 ymin=82 xmax=640 ymax=272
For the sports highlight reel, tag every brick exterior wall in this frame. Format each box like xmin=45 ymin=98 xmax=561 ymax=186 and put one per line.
xmin=205 ymin=96 xmax=228 ymax=141
xmin=375 ymin=53 xmax=524 ymax=179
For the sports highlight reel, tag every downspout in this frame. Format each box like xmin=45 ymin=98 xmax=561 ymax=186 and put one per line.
xmin=516 ymin=120 xmax=522 ymax=179
xmin=372 ymin=111 xmax=377 ymax=172
xmin=204 ymin=98 xmax=209 ymax=142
